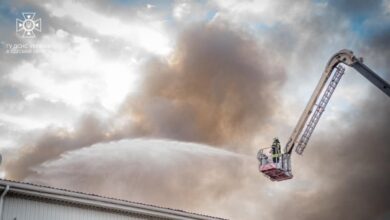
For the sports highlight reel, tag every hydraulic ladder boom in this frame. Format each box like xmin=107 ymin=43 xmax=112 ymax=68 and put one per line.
xmin=285 ymin=49 xmax=390 ymax=155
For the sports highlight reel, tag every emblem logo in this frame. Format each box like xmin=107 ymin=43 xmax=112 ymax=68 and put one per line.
xmin=16 ymin=12 xmax=42 ymax=38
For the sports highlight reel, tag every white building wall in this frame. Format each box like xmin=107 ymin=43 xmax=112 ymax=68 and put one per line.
xmin=2 ymin=195 xmax=150 ymax=220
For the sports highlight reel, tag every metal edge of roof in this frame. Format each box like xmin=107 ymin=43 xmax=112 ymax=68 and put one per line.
xmin=0 ymin=179 xmax=227 ymax=220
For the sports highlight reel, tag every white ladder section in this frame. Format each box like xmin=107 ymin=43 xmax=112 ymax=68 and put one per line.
xmin=295 ymin=65 xmax=345 ymax=155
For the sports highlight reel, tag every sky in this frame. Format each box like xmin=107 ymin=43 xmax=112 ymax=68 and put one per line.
xmin=0 ymin=0 xmax=389 ymax=219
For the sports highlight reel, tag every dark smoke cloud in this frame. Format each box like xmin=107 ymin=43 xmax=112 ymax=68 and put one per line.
xmin=120 ymin=24 xmax=285 ymax=148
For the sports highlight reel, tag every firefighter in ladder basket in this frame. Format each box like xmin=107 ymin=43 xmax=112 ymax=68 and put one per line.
xmin=270 ymin=138 xmax=281 ymax=163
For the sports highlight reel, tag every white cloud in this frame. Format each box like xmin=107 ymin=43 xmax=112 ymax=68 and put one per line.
xmin=9 ymin=31 xmax=139 ymax=112
xmin=173 ymin=1 xmax=192 ymax=20
xmin=45 ymin=1 xmax=172 ymax=56
xmin=172 ymin=0 xmax=211 ymax=24
xmin=211 ymin=0 xmax=311 ymax=26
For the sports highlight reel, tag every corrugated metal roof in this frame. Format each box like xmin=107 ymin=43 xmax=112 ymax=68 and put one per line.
xmin=0 ymin=179 xmax=226 ymax=220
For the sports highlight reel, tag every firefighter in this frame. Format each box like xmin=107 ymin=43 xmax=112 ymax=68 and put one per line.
xmin=270 ymin=138 xmax=281 ymax=163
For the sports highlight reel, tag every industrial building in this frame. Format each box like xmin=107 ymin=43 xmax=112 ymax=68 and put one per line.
xmin=0 ymin=179 xmax=224 ymax=220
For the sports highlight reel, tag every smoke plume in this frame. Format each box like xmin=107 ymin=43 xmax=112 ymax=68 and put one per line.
xmin=119 ymin=24 xmax=285 ymax=148
xmin=5 ymin=24 xmax=284 ymax=180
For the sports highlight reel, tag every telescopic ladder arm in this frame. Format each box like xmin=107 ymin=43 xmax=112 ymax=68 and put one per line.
xmin=284 ymin=49 xmax=390 ymax=155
